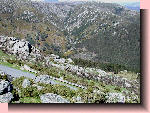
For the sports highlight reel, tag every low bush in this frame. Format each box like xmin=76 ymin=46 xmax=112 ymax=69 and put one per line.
xmin=0 ymin=74 xmax=8 ymax=80
xmin=12 ymin=76 xmax=26 ymax=88
xmin=6 ymin=59 xmax=16 ymax=64
xmin=72 ymin=58 xmax=138 ymax=73
xmin=39 ymin=83 xmax=77 ymax=99
xmin=20 ymin=86 xmax=40 ymax=97
xmin=6 ymin=59 xmax=24 ymax=66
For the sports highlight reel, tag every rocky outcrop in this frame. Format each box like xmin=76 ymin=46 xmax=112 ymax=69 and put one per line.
xmin=34 ymin=75 xmax=51 ymax=84
xmin=105 ymin=92 xmax=125 ymax=103
xmin=47 ymin=54 xmax=107 ymax=79
xmin=0 ymin=80 xmax=12 ymax=94
xmin=0 ymin=92 xmax=13 ymax=103
xmin=0 ymin=70 xmax=14 ymax=103
xmin=0 ymin=36 xmax=41 ymax=60
xmin=46 ymin=55 xmax=139 ymax=93
xmin=40 ymin=93 xmax=70 ymax=103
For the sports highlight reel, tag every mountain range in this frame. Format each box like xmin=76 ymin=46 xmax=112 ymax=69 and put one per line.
xmin=0 ymin=0 xmax=140 ymax=72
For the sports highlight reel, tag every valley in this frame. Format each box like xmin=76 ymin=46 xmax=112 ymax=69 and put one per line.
xmin=0 ymin=0 xmax=140 ymax=103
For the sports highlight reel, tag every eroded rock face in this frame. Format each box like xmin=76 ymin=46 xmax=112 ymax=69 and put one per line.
xmin=0 ymin=92 xmax=13 ymax=103
xmin=40 ymin=93 xmax=70 ymax=103
xmin=0 ymin=36 xmax=41 ymax=60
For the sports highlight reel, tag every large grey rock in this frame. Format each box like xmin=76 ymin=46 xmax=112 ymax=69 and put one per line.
xmin=22 ymin=79 xmax=31 ymax=88
xmin=0 ymin=92 xmax=13 ymax=103
xmin=105 ymin=92 xmax=125 ymax=103
xmin=40 ymin=93 xmax=70 ymax=103
xmin=0 ymin=36 xmax=41 ymax=60
xmin=34 ymin=75 xmax=50 ymax=84
xmin=0 ymin=80 xmax=11 ymax=94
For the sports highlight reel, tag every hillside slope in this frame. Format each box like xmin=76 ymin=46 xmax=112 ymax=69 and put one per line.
xmin=0 ymin=35 xmax=140 ymax=103
xmin=0 ymin=0 xmax=140 ymax=71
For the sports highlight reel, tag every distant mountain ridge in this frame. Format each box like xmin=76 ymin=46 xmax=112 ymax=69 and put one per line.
xmin=0 ymin=0 xmax=140 ymax=71
xmin=119 ymin=2 xmax=140 ymax=11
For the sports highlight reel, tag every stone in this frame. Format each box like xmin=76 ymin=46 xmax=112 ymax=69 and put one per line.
xmin=125 ymin=82 xmax=131 ymax=88
xmin=0 ymin=92 xmax=13 ymax=103
xmin=50 ymin=54 xmax=60 ymax=59
xmin=22 ymin=79 xmax=31 ymax=88
xmin=106 ymin=92 xmax=125 ymax=103
xmin=0 ymin=80 xmax=11 ymax=94
xmin=32 ymin=84 xmax=44 ymax=90
xmin=37 ymin=85 xmax=43 ymax=90
xmin=0 ymin=36 xmax=7 ymax=43
xmin=0 ymin=35 xmax=41 ymax=60
xmin=34 ymin=75 xmax=50 ymax=84
xmin=97 ymin=69 xmax=107 ymax=76
xmin=40 ymin=93 xmax=70 ymax=103
xmin=124 ymin=70 xmax=128 ymax=73
xmin=72 ymin=96 xmax=83 ymax=103
xmin=0 ymin=70 xmax=5 ymax=76
xmin=54 ymin=58 xmax=66 ymax=64
xmin=67 ymin=58 xmax=73 ymax=64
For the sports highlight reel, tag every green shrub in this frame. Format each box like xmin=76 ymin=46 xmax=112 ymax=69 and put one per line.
xmin=114 ymin=86 xmax=121 ymax=92
xmin=12 ymin=76 xmax=26 ymax=88
xmin=12 ymin=77 xmax=36 ymax=97
xmin=0 ymin=74 xmax=8 ymax=80
xmin=20 ymin=86 xmax=40 ymax=97
xmin=6 ymin=59 xmax=24 ymax=66
xmin=6 ymin=59 xmax=16 ymax=64
xmin=38 ymin=83 xmax=77 ymax=99
xmin=11 ymin=88 xmax=20 ymax=102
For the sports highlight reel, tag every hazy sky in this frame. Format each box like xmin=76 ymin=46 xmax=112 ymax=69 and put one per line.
xmin=58 ymin=0 xmax=140 ymax=3
xmin=31 ymin=0 xmax=140 ymax=3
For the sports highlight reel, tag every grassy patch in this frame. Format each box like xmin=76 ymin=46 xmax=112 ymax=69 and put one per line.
xmin=19 ymin=97 xmax=41 ymax=103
